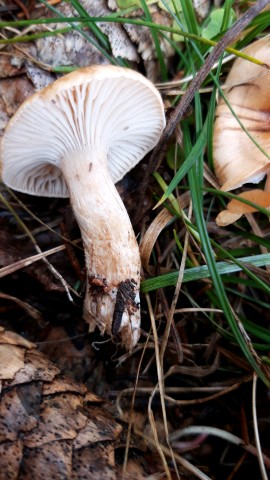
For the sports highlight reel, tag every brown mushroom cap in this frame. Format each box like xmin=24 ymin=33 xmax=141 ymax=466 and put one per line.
xmin=213 ymin=36 xmax=270 ymax=191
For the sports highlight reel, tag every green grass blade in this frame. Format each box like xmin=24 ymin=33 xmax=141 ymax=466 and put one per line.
xmin=0 ymin=15 xmax=266 ymax=65
xmin=155 ymin=121 xmax=207 ymax=207
xmin=39 ymin=0 xmax=119 ymax=65
xmin=241 ymin=318 xmax=270 ymax=344
xmin=140 ymin=0 xmax=168 ymax=80
xmin=141 ymin=253 xmax=270 ymax=292
xmin=188 ymin=166 xmax=268 ymax=383
xmin=180 ymin=0 xmax=198 ymax=36
xmin=69 ymin=0 xmax=111 ymax=50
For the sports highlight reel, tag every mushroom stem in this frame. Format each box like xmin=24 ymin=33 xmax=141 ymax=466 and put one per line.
xmin=61 ymin=150 xmax=141 ymax=350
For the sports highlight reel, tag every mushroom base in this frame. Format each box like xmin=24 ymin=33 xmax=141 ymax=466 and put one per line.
xmin=84 ymin=276 xmax=140 ymax=350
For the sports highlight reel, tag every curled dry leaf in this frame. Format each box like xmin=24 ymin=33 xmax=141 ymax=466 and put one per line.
xmin=213 ymin=36 xmax=270 ymax=224
xmin=140 ymin=208 xmax=173 ymax=271
xmin=140 ymin=191 xmax=191 ymax=271
xmin=216 ymin=189 xmax=270 ymax=226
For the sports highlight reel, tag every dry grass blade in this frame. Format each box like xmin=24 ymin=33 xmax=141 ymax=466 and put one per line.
xmin=0 ymin=292 xmax=42 ymax=321
xmin=0 ymin=192 xmax=75 ymax=301
xmin=134 ymin=426 xmax=212 ymax=480
xmin=159 ymin=203 xmax=193 ymax=368
xmin=0 ymin=244 xmax=66 ymax=278
xmin=170 ymin=426 xmax=270 ymax=470
xmin=252 ymin=373 xmax=269 ymax=480
xmin=146 ymin=292 xmax=177 ymax=479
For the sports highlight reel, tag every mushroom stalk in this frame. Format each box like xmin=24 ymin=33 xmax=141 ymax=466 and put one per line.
xmin=62 ymin=149 xmax=141 ymax=349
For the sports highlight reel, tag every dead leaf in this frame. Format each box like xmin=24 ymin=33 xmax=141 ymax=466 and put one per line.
xmin=0 ymin=326 xmax=35 ymax=349
xmin=72 ymin=443 xmax=116 ymax=480
xmin=0 ymin=76 xmax=35 ymax=133
xmin=21 ymin=440 xmax=73 ymax=479
xmin=0 ymin=386 xmax=39 ymax=442
xmin=140 ymin=208 xmax=173 ymax=270
xmin=10 ymin=349 xmax=60 ymax=386
xmin=0 ymin=344 xmax=25 ymax=380
xmin=216 ymin=189 xmax=270 ymax=226
xmin=216 ymin=210 xmax=242 ymax=227
xmin=227 ymin=189 xmax=270 ymax=213
xmin=0 ymin=440 xmax=23 ymax=479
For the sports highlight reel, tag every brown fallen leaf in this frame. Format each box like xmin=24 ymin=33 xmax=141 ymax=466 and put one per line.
xmin=216 ymin=189 xmax=270 ymax=226
xmin=0 ymin=54 xmax=26 ymax=79
xmin=0 ymin=75 xmax=35 ymax=134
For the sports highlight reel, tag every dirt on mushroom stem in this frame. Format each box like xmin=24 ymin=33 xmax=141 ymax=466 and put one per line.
xmin=61 ymin=148 xmax=141 ymax=350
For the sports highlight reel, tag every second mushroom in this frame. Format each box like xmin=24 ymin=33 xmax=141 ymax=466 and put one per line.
xmin=1 ymin=66 xmax=165 ymax=350
xmin=213 ymin=36 xmax=270 ymax=226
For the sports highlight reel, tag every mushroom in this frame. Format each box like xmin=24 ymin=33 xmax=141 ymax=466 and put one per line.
xmin=0 ymin=65 xmax=165 ymax=350
xmin=213 ymin=36 xmax=270 ymax=226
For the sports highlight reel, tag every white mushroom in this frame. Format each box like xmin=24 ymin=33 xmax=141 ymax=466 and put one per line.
xmin=0 ymin=65 xmax=165 ymax=350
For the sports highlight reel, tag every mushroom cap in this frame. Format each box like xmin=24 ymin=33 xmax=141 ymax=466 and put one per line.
xmin=213 ymin=36 xmax=270 ymax=191
xmin=1 ymin=65 xmax=165 ymax=197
